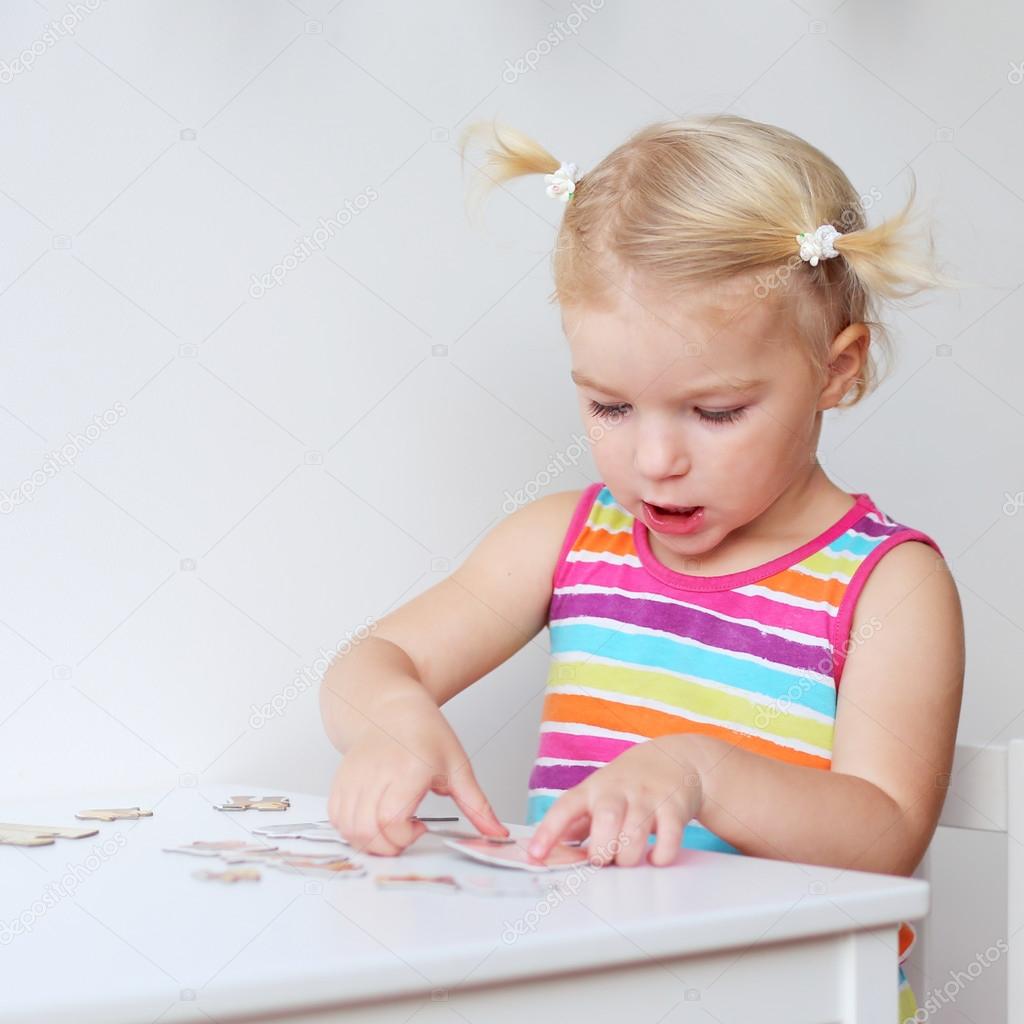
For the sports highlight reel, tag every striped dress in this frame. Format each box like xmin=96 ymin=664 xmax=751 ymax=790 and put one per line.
xmin=526 ymin=482 xmax=941 ymax=1023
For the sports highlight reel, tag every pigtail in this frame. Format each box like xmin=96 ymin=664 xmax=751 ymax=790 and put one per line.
xmin=832 ymin=172 xmax=965 ymax=303
xmin=458 ymin=120 xmax=563 ymax=225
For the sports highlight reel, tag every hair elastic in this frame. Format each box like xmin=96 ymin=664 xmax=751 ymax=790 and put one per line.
xmin=545 ymin=161 xmax=582 ymax=203
xmin=797 ymin=224 xmax=842 ymax=266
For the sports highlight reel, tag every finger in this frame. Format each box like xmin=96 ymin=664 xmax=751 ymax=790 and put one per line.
xmin=527 ymin=790 xmax=590 ymax=861
xmin=377 ymin=785 xmax=429 ymax=851
xmin=615 ymin=802 xmax=655 ymax=867
xmin=444 ymin=766 xmax=509 ymax=837
xmin=351 ymin=783 xmax=402 ymax=857
xmin=585 ymin=795 xmax=628 ymax=867
xmin=562 ymin=817 xmax=591 ymax=843
xmin=648 ymin=803 xmax=685 ymax=867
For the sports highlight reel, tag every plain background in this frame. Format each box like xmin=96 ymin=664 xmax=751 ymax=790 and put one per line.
xmin=1 ymin=1 xmax=1021 ymax=1020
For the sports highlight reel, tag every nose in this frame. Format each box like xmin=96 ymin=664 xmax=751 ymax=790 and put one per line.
xmin=632 ymin=413 xmax=690 ymax=481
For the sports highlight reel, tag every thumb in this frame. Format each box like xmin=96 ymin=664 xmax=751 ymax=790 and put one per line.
xmin=439 ymin=764 xmax=508 ymax=837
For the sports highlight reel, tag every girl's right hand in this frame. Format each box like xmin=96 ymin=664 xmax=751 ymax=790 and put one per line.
xmin=326 ymin=693 xmax=509 ymax=856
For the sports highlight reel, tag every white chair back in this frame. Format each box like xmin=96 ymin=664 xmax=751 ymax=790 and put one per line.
xmin=913 ymin=739 xmax=1024 ymax=1021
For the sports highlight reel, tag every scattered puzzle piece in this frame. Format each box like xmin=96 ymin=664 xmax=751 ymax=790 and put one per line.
xmin=0 ymin=822 xmax=99 ymax=847
xmin=163 ymin=841 xmax=279 ymax=859
xmin=244 ymin=848 xmax=351 ymax=863
xmin=249 ymin=821 xmax=348 ymax=843
xmin=0 ymin=829 xmax=57 ymax=847
xmin=375 ymin=873 xmax=459 ymax=892
xmin=267 ymin=856 xmax=366 ymax=878
xmin=214 ymin=795 xmax=291 ymax=812
xmin=75 ymin=807 xmax=153 ymax=822
xmin=193 ymin=867 xmax=261 ymax=883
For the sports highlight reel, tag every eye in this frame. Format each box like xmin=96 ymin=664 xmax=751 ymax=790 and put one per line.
xmin=588 ymin=400 xmax=630 ymax=419
xmin=696 ymin=406 xmax=747 ymax=425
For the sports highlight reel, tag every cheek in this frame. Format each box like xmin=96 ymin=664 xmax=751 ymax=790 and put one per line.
xmin=713 ymin=421 xmax=788 ymax=473
xmin=587 ymin=425 xmax=634 ymax=477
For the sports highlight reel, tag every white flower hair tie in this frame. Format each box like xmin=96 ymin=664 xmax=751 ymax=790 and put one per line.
xmin=545 ymin=161 xmax=581 ymax=203
xmin=796 ymin=224 xmax=842 ymax=266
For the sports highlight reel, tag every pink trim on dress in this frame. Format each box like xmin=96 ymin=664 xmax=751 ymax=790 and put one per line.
xmin=831 ymin=529 xmax=944 ymax=689
xmin=632 ymin=492 xmax=874 ymax=593
xmin=551 ymin=482 xmax=604 ymax=590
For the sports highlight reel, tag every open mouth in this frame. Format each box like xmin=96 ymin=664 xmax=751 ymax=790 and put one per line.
xmin=641 ymin=501 xmax=706 ymax=534
xmin=647 ymin=503 xmax=701 ymax=517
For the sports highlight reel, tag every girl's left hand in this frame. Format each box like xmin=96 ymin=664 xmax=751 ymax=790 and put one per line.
xmin=526 ymin=735 xmax=704 ymax=867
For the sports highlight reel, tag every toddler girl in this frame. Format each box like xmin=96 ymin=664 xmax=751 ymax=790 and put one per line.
xmin=320 ymin=114 xmax=966 ymax=1024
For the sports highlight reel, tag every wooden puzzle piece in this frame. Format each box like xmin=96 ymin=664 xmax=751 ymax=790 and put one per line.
xmin=267 ymin=856 xmax=366 ymax=878
xmin=0 ymin=822 xmax=99 ymax=847
xmin=249 ymin=821 xmax=347 ymax=842
xmin=442 ymin=837 xmax=590 ymax=872
xmin=214 ymin=795 xmax=291 ymax=812
xmin=192 ymin=867 xmax=261 ymax=883
xmin=0 ymin=828 xmax=57 ymax=847
xmin=375 ymin=873 xmax=459 ymax=891
xmin=230 ymin=847 xmax=351 ymax=864
xmin=75 ymin=807 xmax=153 ymax=822
xmin=163 ymin=840 xmax=279 ymax=858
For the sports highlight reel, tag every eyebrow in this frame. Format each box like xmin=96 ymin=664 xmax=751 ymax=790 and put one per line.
xmin=570 ymin=370 xmax=767 ymax=398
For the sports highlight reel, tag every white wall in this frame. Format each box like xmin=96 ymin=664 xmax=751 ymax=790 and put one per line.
xmin=0 ymin=1 xmax=1021 ymax=1019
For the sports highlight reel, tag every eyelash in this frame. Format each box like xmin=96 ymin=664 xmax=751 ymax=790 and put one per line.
xmin=587 ymin=400 xmax=747 ymax=425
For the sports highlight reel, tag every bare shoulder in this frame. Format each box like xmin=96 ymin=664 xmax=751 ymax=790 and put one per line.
xmin=478 ymin=488 xmax=587 ymax=559
xmin=831 ymin=539 xmax=965 ymax=872
xmin=851 ymin=540 xmax=963 ymax=636
xmin=840 ymin=538 xmax=965 ymax=706
xmin=452 ymin=487 xmax=588 ymax=594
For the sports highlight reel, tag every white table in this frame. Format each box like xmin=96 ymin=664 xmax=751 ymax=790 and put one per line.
xmin=0 ymin=782 xmax=928 ymax=1024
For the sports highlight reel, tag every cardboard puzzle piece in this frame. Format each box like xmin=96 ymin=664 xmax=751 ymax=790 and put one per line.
xmin=193 ymin=867 xmax=261 ymax=883
xmin=0 ymin=823 xmax=100 ymax=847
xmin=267 ymin=856 xmax=366 ymax=878
xmin=248 ymin=817 xmax=516 ymax=846
xmin=163 ymin=840 xmax=279 ymax=859
xmin=214 ymin=795 xmax=291 ymax=812
xmin=249 ymin=821 xmax=347 ymax=842
xmin=223 ymin=847 xmax=351 ymax=865
xmin=375 ymin=873 xmax=459 ymax=892
xmin=75 ymin=807 xmax=153 ymax=822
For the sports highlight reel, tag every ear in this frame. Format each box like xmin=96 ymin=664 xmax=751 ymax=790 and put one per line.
xmin=817 ymin=323 xmax=870 ymax=410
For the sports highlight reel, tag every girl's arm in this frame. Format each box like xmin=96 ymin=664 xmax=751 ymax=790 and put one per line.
xmin=677 ymin=540 xmax=965 ymax=876
xmin=319 ymin=488 xmax=584 ymax=753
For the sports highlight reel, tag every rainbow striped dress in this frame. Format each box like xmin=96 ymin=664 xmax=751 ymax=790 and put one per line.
xmin=526 ymin=482 xmax=941 ymax=1023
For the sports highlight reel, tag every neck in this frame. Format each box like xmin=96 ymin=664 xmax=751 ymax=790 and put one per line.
xmin=729 ymin=460 xmax=853 ymax=547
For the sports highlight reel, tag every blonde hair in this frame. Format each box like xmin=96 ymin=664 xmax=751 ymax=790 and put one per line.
xmin=458 ymin=114 xmax=964 ymax=408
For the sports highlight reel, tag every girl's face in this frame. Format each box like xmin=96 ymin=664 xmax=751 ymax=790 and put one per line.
xmin=563 ymin=276 xmax=836 ymax=565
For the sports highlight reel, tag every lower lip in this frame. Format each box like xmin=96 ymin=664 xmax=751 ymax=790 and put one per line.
xmin=641 ymin=502 xmax=706 ymax=535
